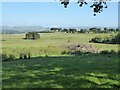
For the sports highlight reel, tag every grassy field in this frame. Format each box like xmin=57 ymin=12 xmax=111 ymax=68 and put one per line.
xmin=2 ymin=32 xmax=118 ymax=57
xmin=2 ymin=32 xmax=119 ymax=88
xmin=2 ymin=54 xmax=119 ymax=88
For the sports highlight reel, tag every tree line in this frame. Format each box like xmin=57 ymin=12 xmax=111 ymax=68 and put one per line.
xmin=50 ymin=27 xmax=120 ymax=34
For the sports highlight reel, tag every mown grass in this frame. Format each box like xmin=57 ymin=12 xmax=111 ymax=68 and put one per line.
xmin=2 ymin=54 xmax=119 ymax=88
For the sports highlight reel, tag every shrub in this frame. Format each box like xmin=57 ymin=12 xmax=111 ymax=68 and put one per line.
xmin=67 ymin=40 xmax=70 ymax=42
xmin=25 ymin=32 xmax=40 ymax=40
xmin=2 ymin=54 xmax=9 ymax=61
xmin=23 ymin=54 xmax=27 ymax=59
xmin=19 ymin=53 xmax=23 ymax=59
xmin=61 ymin=50 xmax=67 ymax=55
xmin=111 ymin=33 xmax=120 ymax=44
xmin=28 ymin=53 xmax=31 ymax=59
xmin=2 ymin=54 xmax=16 ymax=61
xmin=9 ymin=54 xmax=15 ymax=60
xmin=100 ymin=50 xmax=110 ymax=54
xmin=70 ymin=50 xmax=83 ymax=55
xmin=45 ymin=54 xmax=48 ymax=57
xmin=118 ymin=50 xmax=120 ymax=54
xmin=90 ymin=36 xmax=103 ymax=43
xmin=90 ymin=34 xmax=120 ymax=44
xmin=109 ymin=50 xmax=116 ymax=54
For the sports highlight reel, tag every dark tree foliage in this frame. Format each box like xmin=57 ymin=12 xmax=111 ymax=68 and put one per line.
xmin=69 ymin=28 xmax=77 ymax=33
xmin=59 ymin=0 xmax=108 ymax=16
xmin=51 ymin=28 xmax=62 ymax=31
xmin=25 ymin=32 xmax=40 ymax=40
xmin=62 ymin=28 xmax=69 ymax=33
xmin=90 ymin=33 xmax=120 ymax=44
xmin=79 ymin=29 xmax=86 ymax=33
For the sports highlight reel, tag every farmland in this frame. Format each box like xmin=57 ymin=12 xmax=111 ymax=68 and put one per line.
xmin=1 ymin=32 xmax=120 ymax=88
xmin=2 ymin=33 xmax=118 ymax=57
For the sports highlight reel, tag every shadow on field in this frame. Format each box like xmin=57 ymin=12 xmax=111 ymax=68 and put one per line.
xmin=2 ymin=54 xmax=120 ymax=88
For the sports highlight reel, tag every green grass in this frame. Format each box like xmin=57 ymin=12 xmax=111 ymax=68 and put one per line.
xmin=2 ymin=32 xmax=119 ymax=88
xmin=2 ymin=54 xmax=119 ymax=88
xmin=2 ymin=33 xmax=118 ymax=58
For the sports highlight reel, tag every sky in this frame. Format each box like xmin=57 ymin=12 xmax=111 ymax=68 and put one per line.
xmin=1 ymin=2 xmax=119 ymax=27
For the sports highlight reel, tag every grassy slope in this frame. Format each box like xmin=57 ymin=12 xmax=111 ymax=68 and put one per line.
xmin=2 ymin=54 xmax=119 ymax=88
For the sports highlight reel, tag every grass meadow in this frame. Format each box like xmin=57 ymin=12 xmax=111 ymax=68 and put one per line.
xmin=1 ymin=32 xmax=120 ymax=88
xmin=2 ymin=32 xmax=118 ymax=57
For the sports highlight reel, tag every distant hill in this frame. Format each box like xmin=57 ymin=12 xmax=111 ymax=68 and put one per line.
xmin=1 ymin=26 xmax=48 ymax=34
xmin=1 ymin=26 xmax=117 ymax=34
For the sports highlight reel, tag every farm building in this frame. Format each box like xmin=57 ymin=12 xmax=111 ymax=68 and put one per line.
xmin=25 ymin=32 xmax=40 ymax=39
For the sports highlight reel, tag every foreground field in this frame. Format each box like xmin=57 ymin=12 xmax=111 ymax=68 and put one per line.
xmin=2 ymin=33 xmax=119 ymax=88
xmin=2 ymin=54 xmax=119 ymax=88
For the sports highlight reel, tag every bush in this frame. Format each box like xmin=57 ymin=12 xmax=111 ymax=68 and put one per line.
xmin=19 ymin=53 xmax=23 ymax=59
xmin=90 ymin=35 xmax=115 ymax=44
xmin=45 ymin=54 xmax=48 ymax=57
xmin=100 ymin=50 xmax=110 ymax=54
xmin=61 ymin=50 xmax=67 ymax=55
xmin=111 ymin=33 xmax=120 ymax=44
xmin=109 ymin=50 xmax=116 ymax=54
xmin=9 ymin=54 xmax=15 ymax=60
xmin=19 ymin=53 xmax=31 ymax=59
xmin=25 ymin=32 xmax=40 ymax=40
xmin=2 ymin=54 xmax=9 ymax=61
xmin=23 ymin=54 xmax=27 ymax=59
xmin=90 ymin=36 xmax=103 ymax=43
xmin=28 ymin=53 xmax=31 ymax=59
xmin=70 ymin=50 xmax=83 ymax=55
xmin=90 ymin=34 xmax=120 ymax=44
xmin=2 ymin=54 xmax=16 ymax=61
xmin=118 ymin=50 xmax=120 ymax=54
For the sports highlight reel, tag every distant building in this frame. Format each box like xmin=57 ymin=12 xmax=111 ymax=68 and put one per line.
xmin=25 ymin=32 xmax=40 ymax=40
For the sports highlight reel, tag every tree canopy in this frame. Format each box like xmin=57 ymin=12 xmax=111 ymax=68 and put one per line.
xmin=59 ymin=0 xmax=109 ymax=16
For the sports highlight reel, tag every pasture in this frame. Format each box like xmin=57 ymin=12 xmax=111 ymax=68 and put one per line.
xmin=2 ymin=32 xmax=119 ymax=88
xmin=2 ymin=32 xmax=118 ymax=57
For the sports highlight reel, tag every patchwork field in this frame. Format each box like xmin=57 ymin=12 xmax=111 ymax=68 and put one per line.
xmin=1 ymin=32 xmax=119 ymax=88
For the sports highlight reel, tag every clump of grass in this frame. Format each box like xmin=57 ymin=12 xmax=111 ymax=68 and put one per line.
xmin=19 ymin=53 xmax=31 ymax=60
xmin=28 ymin=53 xmax=31 ymax=59
xmin=19 ymin=53 xmax=23 ymax=59
xmin=100 ymin=50 xmax=110 ymax=54
xmin=67 ymin=40 xmax=70 ymax=42
xmin=100 ymin=50 xmax=117 ymax=55
xmin=23 ymin=54 xmax=27 ymax=59
xmin=9 ymin=54 xmax=15 ymax=60
xmin=45 ymin=54 xmax=48 ymax=57
xmin=61 ymin=50 xmax=67 ymax=55
xmin=2 ymin=54 xmax=9 ymax=61
xmin=109 ymin=50 xmax=116 ymax=54
xmin=2 ymin=54 xmax=16 ymax=61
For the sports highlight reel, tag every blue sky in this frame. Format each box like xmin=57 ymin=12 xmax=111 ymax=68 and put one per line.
xmin=2 ymin=2 xmax=118 ymax=27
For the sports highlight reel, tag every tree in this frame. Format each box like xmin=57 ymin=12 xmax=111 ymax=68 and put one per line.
xmin=79 ymin=29 xmax=86 ymax=33
xmin=25 ymin=32 xmax=40 ymax=40
xmin=116 ymin=28 xmax=120 ymax=32
xmin=59 ymin=0 xmax=108 ymax=16
xmin=50 ymin=28 xmax=62 ymax=32
xmin=62 ymin=28 xmax=69 ymax=33
xmin=69 ymin=28 xmax=77 ymax=33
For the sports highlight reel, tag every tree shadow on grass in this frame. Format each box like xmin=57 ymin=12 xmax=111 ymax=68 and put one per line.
xmin=2 ymin=53 xmax=120 ymax=88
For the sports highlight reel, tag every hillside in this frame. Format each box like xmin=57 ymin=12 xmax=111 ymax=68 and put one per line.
xmin=1 ymin=26 xmax=47 ymax=34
